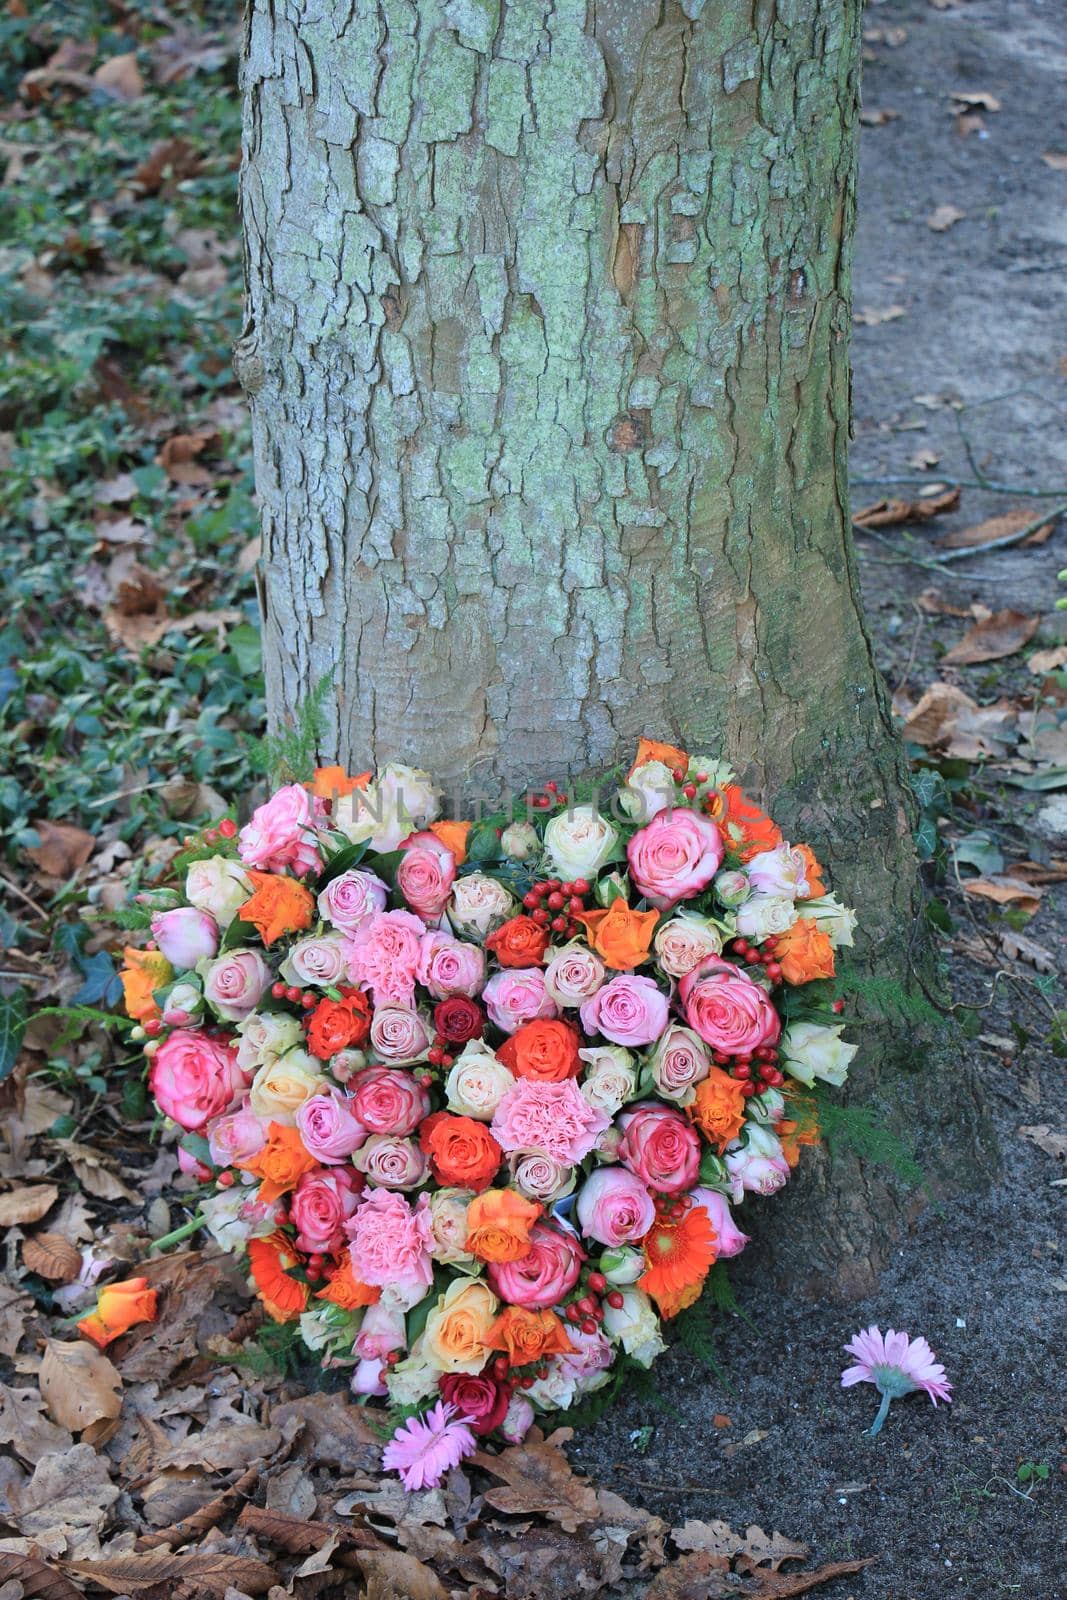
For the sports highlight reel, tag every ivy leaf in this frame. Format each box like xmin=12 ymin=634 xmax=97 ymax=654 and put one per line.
xmin=0 ymin=988 xmax=28 ymax=1083
xmin=71 ymin=950 xmax=122 ymax=1008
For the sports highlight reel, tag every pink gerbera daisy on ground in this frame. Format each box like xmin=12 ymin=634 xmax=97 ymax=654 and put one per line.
xmin=841 ymin=1324 xmax=953 ymax=1435
xmin=381 ymin=1400 xmax=477 ymax=1490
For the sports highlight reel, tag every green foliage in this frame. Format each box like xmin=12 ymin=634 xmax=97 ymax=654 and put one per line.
xmin=226 ymin=1319 xmax=305 ymax=1380
xmin=809 ymin=1090 xmax=926 ymax=1190
xmin=834 ymin=962 xmax=947 ymax=1032
xmin=0 ymin=988 xmax=28 ymax=1082
xmin=246 ymin=675 xmax=333 ymax=783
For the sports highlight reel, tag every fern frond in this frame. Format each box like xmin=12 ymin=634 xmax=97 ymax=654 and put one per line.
xmin=246 ymin=675 xmax=334 ymax=783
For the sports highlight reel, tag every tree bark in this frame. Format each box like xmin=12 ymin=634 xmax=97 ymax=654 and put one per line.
xmin=239 ymin=0 xmax=994 ymax=1297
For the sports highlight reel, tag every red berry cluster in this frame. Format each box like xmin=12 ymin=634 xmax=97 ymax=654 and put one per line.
xmin=521 ymin=876 xmax=591 ymax=937
xmin=271 ymin=980 xmax=318 ymax=1009
xmin=729 ymin=934 xmax=783 ymax=984
xmin=562 ymin=1268 xmax=625 ymax=1336
xmin=181 ymin=816 xmax=238 ymax=849
xmin=526 ymin=780 xmax=568 ymax=810
xmin=672 ymin=766 xmax=709 ymax=801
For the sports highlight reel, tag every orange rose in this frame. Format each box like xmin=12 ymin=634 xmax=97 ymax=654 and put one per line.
xmin=420 ymin=1113 xmax=503 ymax=1192
xmin=776 ymin=1114 xmax=821 ymax=1169
xmin=689 ymin=1066 xmax=748 ymax=1151
xmin=776 ymin=919 xmax=835 ymax=984
xmin=239 ymin=871 xmax=315 ymax=945
xmin=485 ymin=915 xmax=551 ymax=968
xmin=487 ymin=1306 xmax=576 ymax=1367
xmin=496 ymin=1019 xmax=580 ymax=1083
xmin=795 ymin=844 xmax=826 ymax=899
xmin=306 ymin=990 xmax=372 ymax=1058
xmin=76 ymin=1276 xmax=158 ymax=1348
xmin=712 ymin=785 xmax=783 ymax=864
xmin=575 ymin=901 xmax=659 ymax=970
xmin=316 ymin=1259 xmax=380 ymax=1309
xmin=247 ymin=1234 xmax=309 ymax=1322
xmin=630 ymin=736 xmax=688 ymax=776
xmin=119 ymin=947 xmax=172 ymax=1023
xmin=238 ymin=1121 xmax=319 ymax=1201
xmin=465 ymin=1187 xmax=542 ymax=1262
xmin=429 ymin=819 xmax=472 ymax=865
xmin=306 ymin=766 xmax=371 ymax=799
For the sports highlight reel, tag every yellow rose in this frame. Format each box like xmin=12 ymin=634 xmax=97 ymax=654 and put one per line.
xmin=248 ymin=1051 xmax=325 ymax=1125
xmin=421 ymin=1277 xmax=498 ymax=1373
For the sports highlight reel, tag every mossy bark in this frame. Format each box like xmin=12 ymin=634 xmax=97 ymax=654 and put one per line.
xmin=239 ymin=0 xmax=993 ymax=1298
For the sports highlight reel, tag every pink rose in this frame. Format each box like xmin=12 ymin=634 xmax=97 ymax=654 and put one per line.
xmin=353 ymin=1135 xmax=429 ymax=1190
xmin=177 ymin=1145 xmax=211 ymax=1182
xmin=149 ymin=1029 xmax=244 ymax=1131
xmin=627 ymin=809 xmax=724 ymax=909
xmin=207 ymin=1105 xmax=267 ymax=1167
xmin=369 ymin=1006 xmax=432 ymax=1064
xmin=691 ymin=1186 xmax=750 ymax=1258
xmin=418 ymin=931 xmax=486 ymax=1000
xmin=355 ymin=1299 xmax=406 ymax=1360
xmin=617 ymin=1102 xmax=701 ymax=1195
xmin=280 ymin=932 xmax=350 ymax=989
xmin=396 ymin=831 xmax=456 ymax=920
xmin=576 ymin=1167 xmax=656 ymax=1247
xmin=482 ymin=968 xmax=558 ymax=1034
xmin=487 ymin=1221 xmax=584 ymax=1309
xmin=500 ymin=1393 xmax=534 ymax=1443
xmin=150 ymin=907 xmax=218 ymax=969
xmin=351 ymin=1357 xmax=387 ymax=1396
xmin=558 ymin=1324 xmax=614 ymax=1391
xmin=347 ymin=1187 xmax=434 ymax=1291
xmin=238 ymin=782 xmax=327 ymax=876
xmin=291 ymin=1169 xmax=360 ymax=1251
xmin=347 ymin=909 xmax=427 ymax=1007
xmin=317 ymin=868 xmax=388 ymax=933
xmin=296 ymin=1089 xmax=368 ymax=1162
xmin=350 ymin=1065 xmax=430 ymax=1135
xmin=678 ymin=956 xmax=781 ymax=1055
xmin=544 ymin=944 xmax=605 ymax=1008
xmin=649 ymin=1023 xmax=711 ymax=1102
xmin=491 ymin=1077 xmax=609 ymax=1166
xmin=579 ymin=974 xmax=668 ymax=1047
xmin=202 ymin=949 xmax=272 ymax=1021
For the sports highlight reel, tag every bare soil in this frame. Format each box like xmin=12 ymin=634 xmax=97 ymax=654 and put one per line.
xmin=577 ymin=2 xmax=1067 ymax=1594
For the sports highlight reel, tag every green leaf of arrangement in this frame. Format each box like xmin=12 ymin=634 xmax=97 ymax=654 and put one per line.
xmin=0 ymin=988 xmax=28 ymax=1083
xmin=220 ymin=915 xmax=258 ymax=952
xmin=465 ymin=819 xmax=503 ymax=863
xmin=317 ymin=839 xmax=368 ymax=886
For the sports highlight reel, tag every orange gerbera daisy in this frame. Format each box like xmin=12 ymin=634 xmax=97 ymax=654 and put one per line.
xmin=316 ymin=1259 xmax=380 ymax=1310
xmin=247 ymin=1234 xmax=309 ymax=1322
xmin=639 ymin=1205 xmax=718 ymax=1320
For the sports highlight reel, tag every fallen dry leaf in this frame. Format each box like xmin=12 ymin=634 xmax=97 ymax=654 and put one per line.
xmin=864 ymin=25 xmax=907 ymax=45
xmin=736 ymin=1525 xmax=810 ymax=1574
xmin=130 ymin=137 xmax=201 ymax=195
xmin=853 ymin=486 xmax=960 ymax=529
xmin=9 ymin=1443 xmax=120 ymax=1560
xmin=54 ymin=1141 xmax=139 ymax=1204
xmin=348 ymin=1549 xmax=449 ymax=1600
xmin=39 ymin=1339 xmax=123 ymax=1440
xmin=105 ymin=603 xmax=242 ymax=654
xmin=0 ymin=1183 xmax=59 ymax=1227
xmin=999 ymin=929 xmax=1057 ymax=973
xmin=1019 ymin=1125 xmax=1066 ymax=1160
xmin=0 ymin=1551 xmax=85 ymax=1600
xmin=1030 ymin=646 xmax=1067 ymax=675
xmin=908 ymin=445 xmax=941 ymax=470
xmin=854 ymin=304 xmax=906 ymax=326
xmin=0 ymin=1283 xmax=34 ymax=1358
xmin=63 ymin=1550 xmax=276 ymax=1596
xmin=22 ymin=1231 xmax=83 ymax=1282
xmin=24 ymin=822 xmax=94 ymax=879
xmin=942 ymin=609 xmax=1039 ymax=665
xmin=92 ymin=53 xmax=143 ymax=101
xmin=898 ymin=682 xmax=1018 ymax=760
xmin=917 ymin=588 xmax=971 ymax=618
xmin=472 ymin=1428 xmax=601 ymax=1532
xmin=1041 ymin=152 xmax=1067 ymax=171
xmin=158 ymin=429 xmax=219 ymax=485
xmin=938 ymin=507 xmax=1054 ymax=552
xmin=859 ymin=107 xmax=900 ymax=126
xmin=962 ymin=877 xmax=1041 ymax=914
xmin=0 ymin=1382 xmax=74 ymax=1465
xmin=927 ymin=203 xmax=966 ymax=231
xmin=950 ymin=89 xmax=1001 ymax=112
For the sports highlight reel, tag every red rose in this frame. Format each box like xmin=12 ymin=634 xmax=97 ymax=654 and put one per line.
xmin=433 ymin=995 xmax=485 ymax=1045
xmin=485 ymin=915 xmax=551 ymax=968
xmin=306 ymin=990 xmax=372 ymax=1058
xmin=438 ymin=1372 xmax=509 ymax=1436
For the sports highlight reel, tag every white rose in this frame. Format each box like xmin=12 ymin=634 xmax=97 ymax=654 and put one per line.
xmin=279 ymin=931 xmax=351 ymax=989
xmin=734 ymin=894 xmax=797 ymax=941
xmin=526 ymin=1360 xmax=577 ymax=1412
xmin=500 ymin=821 xmax=540 ymax=860
xmin=781 ymin=1022 xmax=857 ymax=1087
xmin=579 ymin=1045 xmax=637 ymax=1115
xmin=617 ymin=760 xmax=676 ymax=823
xmin=235 ymin=1010 xmax=303 ymax=1074
xmin=299 ymin=1302 xmax=356 ymax=1356
xmin=746 ymin=842 xmax=812 ymax=899
xmin=201 ymin=1181 xmax=278 ymax=1252
xmin=445 ymin=1042 xmax=514 ymax=1120
xmin=543 ymin=804 xmax=619 ymax=880
xmin=185 ymin=855 xmax=253 ymax=927
xmin=429 ymin=1187 xmax=477 ymax=1266
xmin=796 ymin=894 xmax=856 ymax=948
xmin=332 ymin=762 xmax=440 ymax=852
xmin=448 ymin=873 xmax=516 ymax=940
xmin=653 ymin=909 xmax=724 ymax=977
xmin=248 ymin=1051 xmax=326 ymax=1124
xmin=746 ymin=1086 xmax=786 ymax=1123
xmin=544 ymin=942 xmax=606 ymax=1007
xmin=385 ymin=1351 xmax=443 ymax=1407
xmin=602 ymin=1288 xmax=665 ymax=1368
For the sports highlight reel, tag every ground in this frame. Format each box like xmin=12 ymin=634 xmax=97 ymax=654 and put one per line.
xmin=0 ymin=1 xmax=1064 ymax=1596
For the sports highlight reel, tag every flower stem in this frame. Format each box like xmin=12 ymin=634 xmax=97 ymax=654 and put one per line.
xmin=148 ymin=1211 xmax=206 ymax=1254
xmin=868 ymin=1390 xmax=892 ymax=1437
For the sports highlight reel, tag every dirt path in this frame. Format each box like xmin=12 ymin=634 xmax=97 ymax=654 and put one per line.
xmin=579 ymin=4 xmax=1066 ymax=1593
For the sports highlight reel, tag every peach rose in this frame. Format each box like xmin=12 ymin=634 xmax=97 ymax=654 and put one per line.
xmin=465 ymin=1187 xmax=542 ymax=1262
xmin=421 ymin=1277 xmax=499 ymax=1373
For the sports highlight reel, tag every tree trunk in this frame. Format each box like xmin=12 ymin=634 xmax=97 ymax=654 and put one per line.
xmin=239 ymin=0 xmax=993 ymax=1298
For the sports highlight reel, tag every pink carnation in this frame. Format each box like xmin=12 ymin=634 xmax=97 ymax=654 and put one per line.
xmin=482 ymin=968 xmax=558 ymax=1034
xmin=347 ymin=909 xmax=427 ymax=1007
xmin=491 ymin=1077 xmax=609 ymax=1165
xmin=237 ymin=783 xmax=326 ymax=876
xmin=627 ymin=808 xmax=724 ymax=909
xmin=346 ymin=1187 xmax=434 ymax=1292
